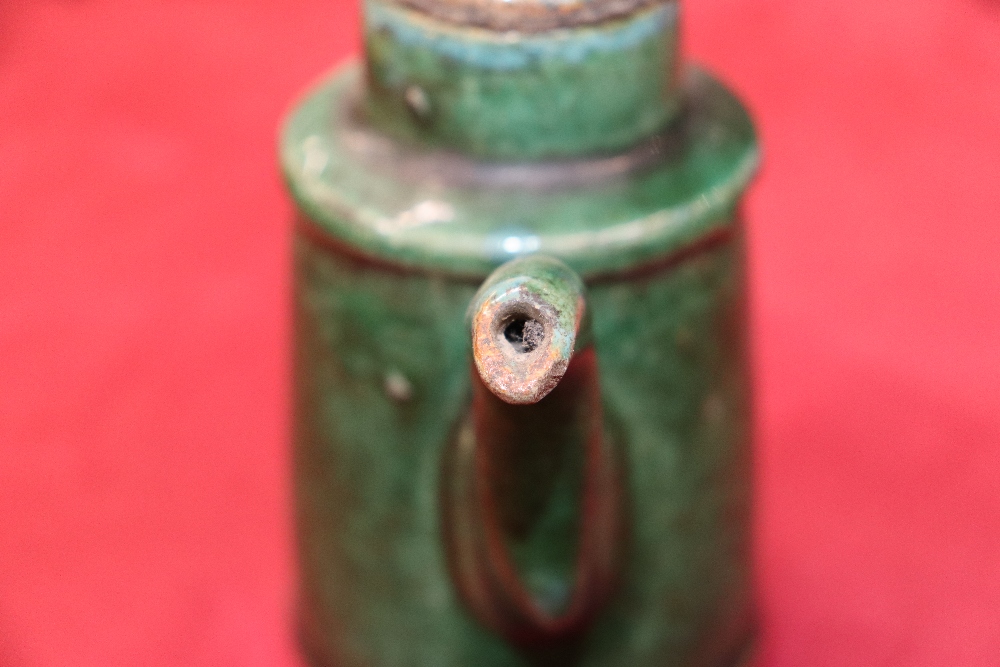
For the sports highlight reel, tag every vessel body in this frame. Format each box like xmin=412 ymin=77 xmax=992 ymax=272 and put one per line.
xmin=283 ymin=2 xmax=759 ymax=664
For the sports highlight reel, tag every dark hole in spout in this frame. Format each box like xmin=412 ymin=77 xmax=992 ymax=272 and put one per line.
xmin=504 ymin=317 xmax=545 ymax=354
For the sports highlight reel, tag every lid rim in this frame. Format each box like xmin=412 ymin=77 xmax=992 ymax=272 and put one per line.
xmin=381 ymin=0 xmax=674 ymax=32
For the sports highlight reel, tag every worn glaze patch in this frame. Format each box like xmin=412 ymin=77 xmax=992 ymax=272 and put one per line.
xmin=469 ymin=256 xmax=585 ymax=404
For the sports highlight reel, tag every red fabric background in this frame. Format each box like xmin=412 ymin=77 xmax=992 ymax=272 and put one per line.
xmin=2 ymin=1 xmax=998 ymax=664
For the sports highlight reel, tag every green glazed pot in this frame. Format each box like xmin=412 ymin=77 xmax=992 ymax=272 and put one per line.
xmin=281 ymin=1 xmax=760 ymax=665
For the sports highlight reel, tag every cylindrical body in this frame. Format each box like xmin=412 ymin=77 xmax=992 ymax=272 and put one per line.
xmin=282 ymin=1 xmax=759 ymax=665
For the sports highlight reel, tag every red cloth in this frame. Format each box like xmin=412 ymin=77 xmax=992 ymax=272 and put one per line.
xmin=1 ymin=1 xmax=998 ymax=664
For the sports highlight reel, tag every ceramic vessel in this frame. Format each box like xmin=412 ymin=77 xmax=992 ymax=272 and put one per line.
xmin=280 ymin=1 xmax=760 ymax=664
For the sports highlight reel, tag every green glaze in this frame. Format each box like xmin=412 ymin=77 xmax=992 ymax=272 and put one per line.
xmin=281 ymin=64 xmax=758 ymax=278
xmin=293 ymin=232 xmax=753 ymax=666
xmin=284 ymin=1 xmax=760 ymax=665
xmin=454 ymin=256 xmax=622 ymax=645
xmin=363 ymin=0 xmax=681 ymax=158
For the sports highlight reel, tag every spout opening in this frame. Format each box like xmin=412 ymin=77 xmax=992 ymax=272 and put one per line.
xmin=503 ymin=316 xmax=545 ymax=354
xmin=496 ymin=301 xmax=548 ymax=356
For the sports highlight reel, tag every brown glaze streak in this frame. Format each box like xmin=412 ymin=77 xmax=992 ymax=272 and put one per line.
xmin=297 ymin=212 xmax=736 ymax=285
xmin=587 ymin=223 xmax=737 ymax=283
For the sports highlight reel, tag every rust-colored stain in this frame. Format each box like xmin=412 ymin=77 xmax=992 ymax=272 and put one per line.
xmin=472 ymin=286 xmax=573 ymax=405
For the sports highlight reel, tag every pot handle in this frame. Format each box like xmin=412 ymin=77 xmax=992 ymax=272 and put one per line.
xmin=442 ymin=256 xmax=626 ymax=646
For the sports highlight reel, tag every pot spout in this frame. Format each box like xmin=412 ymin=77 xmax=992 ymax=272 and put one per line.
xmin=469 ymin=255 xmax=589 ymax=405
xmin=449 ymin=256 xmax=621 ymax=645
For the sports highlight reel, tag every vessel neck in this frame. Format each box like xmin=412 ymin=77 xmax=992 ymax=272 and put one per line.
xmin=362 ymin=0 xmax=683 ymax=160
